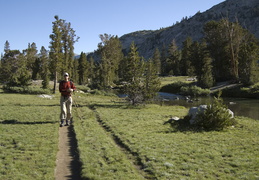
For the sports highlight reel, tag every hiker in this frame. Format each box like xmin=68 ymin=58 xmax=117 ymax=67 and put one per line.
xmin=59 ymin=72 xmax=76 ymax=127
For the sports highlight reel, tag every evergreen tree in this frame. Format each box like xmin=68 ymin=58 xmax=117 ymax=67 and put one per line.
xmin=160 ymin=44 xmax=167 ymax=76
xmin=49 ymin=15 xmax=63 ymax=93
xmin=4 ymin=40 xmax=10 ymax=53
xmin=88 ymin=56 xmax=95 ymax=86
xmin=204 ymin=20 xmax=230 ymax=81
xmin=238 ymin=32 xmax=259 ymax=85
xmin=152 ymin=48 xmax=161 ymax=75
xmin=72 ymin=59 xmax=79 ymax=83
xmin=144 ymin=58 xmax=161 ymax=101
xmin=182 ymin=37 xmax=195 ymax=76
xmin=123 ymin=42 xmax=145 ymax=105
xmin=97 ymin=34 xmax=123 ymax=89
xmin=0 ymin=50 xmax=30 ymax=86
xmin=190 ymin=40 xmax=214 ymax=88
xmin=166 ymin=40 xmax=181 ymax=75
xmin=198 ymin=40 xmax=214 ymax=88
xmin=24 ymin=42 xmax=38 ymax=79
xmin=39 ymin=46 xmax=50 ymax=89
xmin=78 ymin=52 xmax=88 ymax=85
xmin=49 ymin=15 xmax=79 ymax=93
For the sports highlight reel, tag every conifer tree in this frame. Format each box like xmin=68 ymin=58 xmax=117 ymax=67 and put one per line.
xmin=182 ymin=37 xmax=194 ymax=76
xmin=166 ymin=40 xmax=181 ymax=75
xmin=124 ymin=42 xmax=145 ymax=105
xmin=24 ymin=42 xmax=38 ymax=79
xmin=160 ymin=44 xmax=167 ymax=76
xmin=49 ymin=15 xmax=63 ymax=93
xmin=78 ymin=52 xmax=88 ymax=85
xmin=238 ymin=32 xmax=259 ymax=85
xmin=39 ymin=46 xmax=50 ymax=89
xmin=144 ymin=58 xmax=161 ymax=101
xmin=97 ymin=34 xmax=123 ymax=89
xmin=152 ymin=48 xmax=161 ymax=75
xmin=49 ymin=15 xmax=79 ymax=93
xmin=198 ymin=40 xmax=214 ymax=88
xmin=88 ymin=56 xmax=95 ymax=86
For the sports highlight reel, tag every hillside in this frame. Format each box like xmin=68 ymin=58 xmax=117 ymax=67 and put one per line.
xmin=118 ymin=0 xmax=259 ymax=59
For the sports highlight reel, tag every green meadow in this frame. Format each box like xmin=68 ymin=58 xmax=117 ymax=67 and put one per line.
xmin=1 ymin=91 xmax=259 ymax=179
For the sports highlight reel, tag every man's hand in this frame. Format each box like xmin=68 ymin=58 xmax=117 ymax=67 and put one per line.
xmin=67 ymin=88 xmax=73 ymax=92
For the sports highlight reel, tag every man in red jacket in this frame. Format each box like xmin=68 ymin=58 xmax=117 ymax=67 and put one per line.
xmin=59 ymin=72 xmax=76 ymax=127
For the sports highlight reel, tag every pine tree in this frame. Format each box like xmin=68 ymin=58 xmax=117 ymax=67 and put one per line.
xmin=152 ymin=48 xmax=161 ymax=75
xmin=238 ymin=32 xmax=259 ymax=85
xmin=1 ymin=50 xmax=30 ymax=87
xmin=78 ymin=52 xmax=88 ymax=85
xmin=167 ymin=40 xmax=181 ymax=75
xmin=24 ymin=42 xmax=38 ymax=79
xmin=49 ymin=15 xmax=63 ymax=93
xmin=97 ymin=34 xmax=123 ymax=89
xmin=49 ymin=15 xmax=79 ymax=93
xmin=182 ymin=37 xmax=194 ymax=76
xmin=160 ymin=44 xmax=167 ymax=76
xmin=39 ymin=46 xmax=50 ymax=89
xmin=144 ymin=58 xmax=161 ymax=101
xmin=198 ymin=40 xmax=214 ymax=88
xmin=4 ymin=40 xmax=10 ymax=53
xmin=204 ymin=20 xmax=230 ymax=81
xmin=88 ymin=56 xmax=95 ymax=86
xmin=123 ymin=42 xmax=145 ymax=105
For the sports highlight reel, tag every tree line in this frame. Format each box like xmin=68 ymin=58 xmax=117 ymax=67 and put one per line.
xmin=0 ymin=16 xmax=259 ymax=103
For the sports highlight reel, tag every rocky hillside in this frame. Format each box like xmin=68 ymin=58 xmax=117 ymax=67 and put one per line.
xmin=119 ymin=0 xmax=259 ymax=59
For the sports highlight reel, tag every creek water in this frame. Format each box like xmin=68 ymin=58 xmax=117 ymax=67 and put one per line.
xmin=157 ymin=92 xmax=259 ymax=120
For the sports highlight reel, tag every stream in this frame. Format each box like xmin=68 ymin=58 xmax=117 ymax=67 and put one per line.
xmin=157 ymin=92 xmax=259 ymax=120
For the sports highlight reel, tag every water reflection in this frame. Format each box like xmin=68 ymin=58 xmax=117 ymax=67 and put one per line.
xmin=157 ymin=92 xmax=259 ymax=120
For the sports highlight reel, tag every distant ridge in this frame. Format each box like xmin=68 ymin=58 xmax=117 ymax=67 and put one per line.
xmin=116 ymin=0 xmax=259 ymax=59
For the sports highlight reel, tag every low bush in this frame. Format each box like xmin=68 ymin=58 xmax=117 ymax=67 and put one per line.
xmin=3 ymin=86 xmax=51 ymax=94
xmin=159 ymin=81 xmax=188 ymax=94
xmin=159 ymin=81 xmax=210 ymax=97
xmin=180 ymin=85 xmax=210 ymax=97
xmin=194 ymin=96 xmax=237 ymax=131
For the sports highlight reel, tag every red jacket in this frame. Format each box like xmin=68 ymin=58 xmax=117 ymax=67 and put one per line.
xmin=59 ymin=80 xmax=76 ymax=96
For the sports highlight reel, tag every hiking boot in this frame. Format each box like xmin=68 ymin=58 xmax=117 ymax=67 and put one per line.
xmin=65 ymin=120 xmax=70 ymax=126
xmin=60 ymin=120 xmax=64 ymax=127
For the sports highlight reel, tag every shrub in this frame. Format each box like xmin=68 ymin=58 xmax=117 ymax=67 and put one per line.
xmin=194 ymin=95 xmax=237 ymax=131
xmin=159 ymin=81 xmax=188 ymax=94
xmin=180 ymin=85 xmax=210 ymax=97
xmin=3 ymin=86 xmax=50 ymax=94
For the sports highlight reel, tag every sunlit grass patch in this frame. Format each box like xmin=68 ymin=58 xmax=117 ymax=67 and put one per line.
xmin=73 ymin=99 xmax=145 ymax=180
xmin=89 ymin=95 xmax=259 ymax=179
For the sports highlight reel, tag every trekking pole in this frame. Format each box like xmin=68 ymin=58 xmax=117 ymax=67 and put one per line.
xmin=72 ymin=91 xmax=83 ymax=122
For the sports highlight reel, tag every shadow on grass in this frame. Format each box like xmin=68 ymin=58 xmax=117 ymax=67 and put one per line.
xmin=0 ymin=119 xmax=56 ymax=125
xmin=12 ymin=104 xmax=59 ymax=107
xmin=163 ymin=116 xmax=199 ymax=132
xmin=66 ymin=125 xmax=89 ymax=180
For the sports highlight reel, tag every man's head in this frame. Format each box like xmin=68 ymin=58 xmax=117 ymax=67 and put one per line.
xmin=64 ymin=72 xmax=69 ymax=81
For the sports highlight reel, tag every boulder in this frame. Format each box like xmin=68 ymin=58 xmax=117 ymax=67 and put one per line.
xmin=188 ymin=105 xmax=234 ymax=124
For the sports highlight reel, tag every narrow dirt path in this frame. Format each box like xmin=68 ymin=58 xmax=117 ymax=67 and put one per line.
xmin=55 ymin=125 xmax=82 ymax=180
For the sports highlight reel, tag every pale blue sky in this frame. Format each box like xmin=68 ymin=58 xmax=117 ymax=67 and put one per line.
xmin=0 ymin=0 xmax=225 ymax=55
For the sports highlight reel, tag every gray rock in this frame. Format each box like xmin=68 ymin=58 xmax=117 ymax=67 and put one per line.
xmin=188 ymin=104 xmax=234 ymax=124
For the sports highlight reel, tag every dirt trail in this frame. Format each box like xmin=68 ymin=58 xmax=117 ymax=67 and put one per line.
xmin=55 ymin=125 xmax=82 ymax=180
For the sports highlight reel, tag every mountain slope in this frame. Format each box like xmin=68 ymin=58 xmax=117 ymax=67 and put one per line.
xmin=119 ymin=0 xmax=259 ymax=59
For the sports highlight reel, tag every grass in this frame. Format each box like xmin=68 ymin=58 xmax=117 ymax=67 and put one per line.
xmin=73 ymin=94 xmax=259 ymax=180
xmin=0 ymin=93 xmax=59 ymax=180
xmin=159 ymin=76 xmax=194 ymax=87
xmin=1 ymin=80 xmax=259 ymax=179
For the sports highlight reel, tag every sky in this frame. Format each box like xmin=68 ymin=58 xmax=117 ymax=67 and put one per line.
xmin=0 ymin=0 xmax=225 ymax=55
